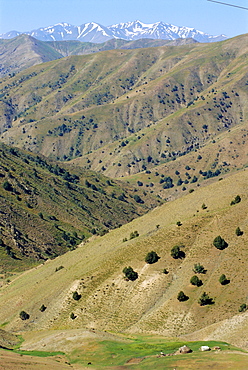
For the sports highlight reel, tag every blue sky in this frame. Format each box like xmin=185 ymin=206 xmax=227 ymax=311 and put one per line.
xmin=0 ymin=0 xmax=247 ymax=37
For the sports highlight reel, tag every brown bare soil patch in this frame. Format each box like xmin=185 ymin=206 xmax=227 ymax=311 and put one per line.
xmin=0 ymin=350 xmax=71 ymax=370
xmin=126 ymin=357 xmax=144 ymax=364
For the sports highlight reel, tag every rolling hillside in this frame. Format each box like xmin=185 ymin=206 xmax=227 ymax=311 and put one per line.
xmin=0 ymin=34 xmax=62 ymax=78
xmin=0 ymin=31 xmax=247 ymax=370
xmin=0 ymin=169 xmax=247 ymax=352
xmin=0 ymin=34 xmax=196 ymax=78
xmin=0 ymin=34 xmax=247 ymax=181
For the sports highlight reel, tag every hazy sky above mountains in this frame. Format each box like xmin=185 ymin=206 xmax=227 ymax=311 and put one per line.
xmin=0 ymin=0 xmax=247 ymax=37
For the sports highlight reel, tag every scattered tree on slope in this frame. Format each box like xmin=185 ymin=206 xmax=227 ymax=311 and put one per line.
xmin=123 ymin=266 xmax=138 ymax=281
xmin=145 ymin=251 xmax=160 ymax=264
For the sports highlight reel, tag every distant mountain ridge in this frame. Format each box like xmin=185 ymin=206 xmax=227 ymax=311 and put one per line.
xmin=0 ymin=20 xmax=227 ymax=43
xmin=0 ymin=34 xmax=196 ymax=77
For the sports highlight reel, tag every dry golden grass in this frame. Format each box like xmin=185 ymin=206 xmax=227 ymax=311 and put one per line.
xmin=0 ymin=169 xmax=247 ymax=350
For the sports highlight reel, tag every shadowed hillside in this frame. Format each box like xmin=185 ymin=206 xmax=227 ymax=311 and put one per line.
xmin=0 ymin=143 xmax=162 ymax=271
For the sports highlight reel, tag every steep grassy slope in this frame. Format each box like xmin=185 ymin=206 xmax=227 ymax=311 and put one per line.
xmin=0 ymin=143 xmax=161 ymax=271
xmin=0 ymin=34 xmax=247 ymax=177
xmin=0 ymin=34 xmax=62 ymax=78
xmin=0 ymin=169 xmax=247 ymax=350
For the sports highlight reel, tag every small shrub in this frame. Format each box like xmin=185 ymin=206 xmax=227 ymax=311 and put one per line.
xmin=201 ymin=203 xmax=207 ymax=210
xmin=163 ymin=268 xmax=169 ymax=274
xmin=70 ymin=312 xmax=76 ymax=320
xmin=177 ymin=178 xmax=183 ymax=186
xmin=235 ymin=227 xmax=243 ymax=236
xmin=72 ymin=291 xmax=81 ymax=301
xmin=177 ymin=291 xmax=188 ymax=302
xmin=213 ymin=236 xmax=228 ymax=250
xmin=176 ymin=221 xmax=182 ymax=226
xmin=171 ymin=245 xmax=185 ymax=259
xmin=193 ymin=263 xmax=206 ymax=274
xmin=230 ymin=195 xmax=241 ymax=205
xmin=198 ymin=292 xmax=214 ymax=306
xmin=3 ymin=181 xmax=13 ymax=191
xmin=20 ymin=310 xmax=30 ymax=320
xmin=130 ymin=230 xmax=139 ymax=239
xmin=122 ymin=237 xmax=128 ymax=242
xmin=219 ymin=274 xmax=230 ymax=285
xmin=123 ymin=266 xmax=138 ymax=281
xmin=239 ymin=303 xmax=247 ymax=312
xmin=190 ymin=275 xmax=202 ymax=287
xmin=118 ymin=194 xmax=125 ymax=201
xmin=133 ymin=194 xmax=144 ymax=203
xmin=40 ymin=304 xmax=46 ymax=312
xmin=55 ymin=265 xmax=64 ymax=272
xmin=145 ymin=251 xmax=160 ymax=264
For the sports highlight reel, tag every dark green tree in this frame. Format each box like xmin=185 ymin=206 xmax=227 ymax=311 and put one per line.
xmin=219 ymin=274 xmax=229 ymax=285
xmin=133 ymin=194 xmax=143 ymax=204
xmin=72 ymin=291 xmax=81 ymax=301
xmin=20 ymin=311 xmax=30 ymax=320
xmin=177 ymin=178 xmax=183 ymax=186
xmin=193 ymin=263 xmax=206 ymax=274
xmin=230 ymin=195 xmax=241 ymax=205
xmin=123 ymin=266 xmax=138 ymax=281
xmin=171 ymin=245 xmax=185 ymax=259
xmin=3 ymin=181 xmax=13 ymax=191
xmin=198 ymin=292 xmax=214 ymax=306
xmin=163 ymin=177 xmax=174 ymax=189
xmin=177 ymin=291 xmax=188 ymax=302
xmin=190 ymin=275 xmax=202 ymax=287
xmin=40 ymin=304 xmax=46 ymax=312
xmin=239 ymin=303 xmax=247 ymax=312
xmin=235 ymin=227 xmax=243 ymax=236
xmin=213 ymin=236 xmax=228 ymax=250
xmin=145 ymin=251 xmax=160 ymax=264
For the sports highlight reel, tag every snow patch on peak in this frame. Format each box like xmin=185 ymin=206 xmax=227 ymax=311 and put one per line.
xmin=0 ymin=20 xmax=227 ymax=43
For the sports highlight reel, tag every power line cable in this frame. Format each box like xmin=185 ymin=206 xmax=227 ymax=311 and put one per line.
xmin=207 ymin=0 xmax=248 ymax=10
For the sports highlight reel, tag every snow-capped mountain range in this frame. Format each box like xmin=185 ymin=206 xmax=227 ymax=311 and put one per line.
xmin=0 ymin=20 xmax=226 ymax=43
